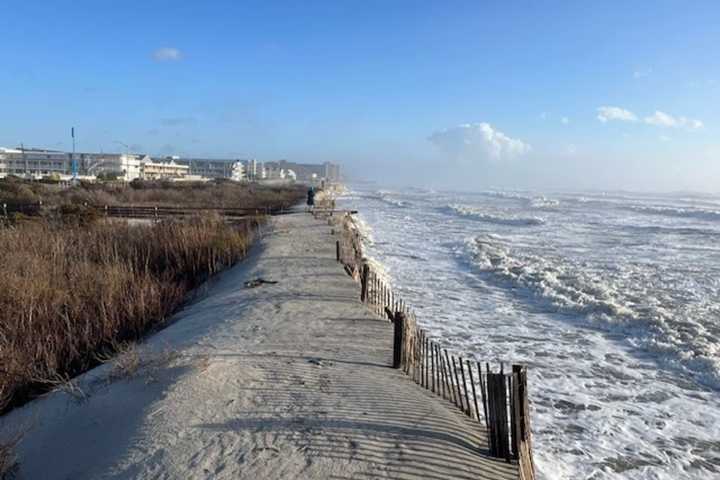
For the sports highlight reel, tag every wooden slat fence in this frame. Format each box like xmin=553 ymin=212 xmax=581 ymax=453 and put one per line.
xmin=331 ymin=210 xmax=536 ymax=479
xmin=0 ymin=202 xmax=305 ymax=221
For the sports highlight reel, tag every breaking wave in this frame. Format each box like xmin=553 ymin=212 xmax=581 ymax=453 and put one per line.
xmin=445 ymin=204 xmax=545 ymax=226
xmin=626 ymin=205 xmax=720 ymax=222
xmin=528 ymin=196 xmax=560 ymax=209
xmin=618 ymin=224 xmax=720 ymax=237
xmin=365 ymin=190 xmax=409 ymax=208
xmin=479 ymin=191 xmax=560 ymax=209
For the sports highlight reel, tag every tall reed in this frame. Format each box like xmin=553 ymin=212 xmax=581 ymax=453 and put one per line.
xmin=0 ymin=216 xmax=258 ymax=413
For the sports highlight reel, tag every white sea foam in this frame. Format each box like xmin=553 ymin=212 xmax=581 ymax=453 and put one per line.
xmin=478 ymin=190 xmax=560 ymax=208
xmin=480 ymin=190 xmax=532 ymax=201
xmin=465 ymin=234 xmax=720 ymax=389
xmin=528 ymin=196 xmax=561 ymax=208
xmin=339 ymin=186 xmax=720 ymax=480
xmin=445 ymin=204 xmax=545 ymax=226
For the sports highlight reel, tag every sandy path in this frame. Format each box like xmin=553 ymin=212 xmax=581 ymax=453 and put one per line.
xmin=4 ymin=213 xmax=518 ymax=480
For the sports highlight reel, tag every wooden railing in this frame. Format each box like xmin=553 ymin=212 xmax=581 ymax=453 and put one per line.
xmin=330 ymin=209 xmax=536 ymax=479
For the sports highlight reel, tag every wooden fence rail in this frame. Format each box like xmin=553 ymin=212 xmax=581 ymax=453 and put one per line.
xmin=331 ymin=210 xmax=536 ymax=479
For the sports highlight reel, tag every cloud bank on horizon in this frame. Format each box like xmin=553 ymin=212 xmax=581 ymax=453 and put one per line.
xmin=428 ymin=123 xmax=531 ymax=163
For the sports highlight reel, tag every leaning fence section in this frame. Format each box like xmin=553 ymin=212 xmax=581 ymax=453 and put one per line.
xmin=326 ymin=208 xmax=536 ymax=480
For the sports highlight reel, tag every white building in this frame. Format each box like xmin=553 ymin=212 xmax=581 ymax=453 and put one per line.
xmin=0 ymin=147 xmax=151 ymax=182
xmin=173 ymin=158 xmax=247 ymax=180
xmin=0 ymin=147 xmax=72 ymax=179
xmin=141 ymin=160 xmax=190 ymax=180
xmin=83 ymin=153 xmax=145 ymax=181
xmin=245 ymin=159 xmax=259 ymax=180
xmin=230 ymin=161 xmax=246 ymax=181
xmin=264 ymin=166 xmax=286 ymax=180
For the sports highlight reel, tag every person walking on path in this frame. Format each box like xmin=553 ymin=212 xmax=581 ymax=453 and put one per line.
xmin=306 ymin=187 xmax=315 ymax=212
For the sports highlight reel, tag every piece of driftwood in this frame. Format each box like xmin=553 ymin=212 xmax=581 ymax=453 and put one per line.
xmin=243 ymin=278 xmax=278 ymax=288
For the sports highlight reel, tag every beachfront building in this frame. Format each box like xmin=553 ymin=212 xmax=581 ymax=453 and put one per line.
xmin=0 ymin=147 xmax=150 ymax=181
xmin=141 ymin=160 xmax=189 ymax=180
xmin=264 ymin=166 xmax=286 ymax=180
xmin=0 ymin=158 xmax=7 ymax=178
xmin=81 ymin=153 xmax=146 ymax=181
xmin=230 ymin=161 xmax=246 ymax=181
xmin=245 ymin=159 xmax=258 ymax=180
xmin=244 ymin=160 xmax=268 ymax=180
xmin=173 ymin=157 xmax=247 ymax=180
xmin=262 ymin=160 xmax=340 ymax=183
xmin=0 ymin=147 xmax=72 ymax=178
xmin=324 ymin=162 xmax=340 ymax=181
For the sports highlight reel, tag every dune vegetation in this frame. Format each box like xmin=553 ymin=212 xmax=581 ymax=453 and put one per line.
xmin=0 ymin=176 xmax=305 ymax=210
xmin=0 ymin=179 xmax=306 ymax=414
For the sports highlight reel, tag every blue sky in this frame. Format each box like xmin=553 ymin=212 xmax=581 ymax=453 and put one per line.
xmin=1 ymin=1 xmax=719 ymax=190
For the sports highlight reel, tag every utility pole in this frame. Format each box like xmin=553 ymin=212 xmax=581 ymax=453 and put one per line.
xmin=21 ymin=142 xmax=27 ymax=175
xmin=71 ymin=127 xmax=78 ymax=179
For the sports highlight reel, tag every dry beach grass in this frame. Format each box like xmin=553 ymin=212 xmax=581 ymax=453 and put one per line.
xmin=0 ymin=216 xmax=256 ymax=414
xmin=0 ymin=176 xmax=305 ymax=210
xmin=0 ymin=181 xmax=305 ymax=415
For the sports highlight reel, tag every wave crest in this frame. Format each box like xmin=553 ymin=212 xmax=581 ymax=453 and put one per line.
xmin=627 ymin=205 xmax=720 ymax=222
xmin=445 ymin=204 xmax=545 ymax=226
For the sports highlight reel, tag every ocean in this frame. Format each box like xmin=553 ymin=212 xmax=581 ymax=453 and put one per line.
xmin=338 ymin=185 xmax=720 ymax=480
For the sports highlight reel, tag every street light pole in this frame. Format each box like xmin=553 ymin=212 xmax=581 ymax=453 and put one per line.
xmin=113 ymin=140 xmax=130 ymax=155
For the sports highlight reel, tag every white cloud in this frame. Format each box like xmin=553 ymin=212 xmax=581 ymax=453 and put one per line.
xmin=561 ymin=116 xmax=569 ymax=125
xmin=633 ymin=67 xmax=652 ymax=79
xmin=153 ymin=47 xmax=183 ymax=62
xmin=597 ymin=106 xmax=638 ymax=123
xmin=659 ymin=135 xmax=671 ymax=142
xmin=644 ymin=110 xmax=703 ymax=129
xmin=428 ymin=122 xmax=531 ymax=162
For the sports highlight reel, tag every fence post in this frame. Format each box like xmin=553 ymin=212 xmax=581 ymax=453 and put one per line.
xmin=360 ymin=264 xmax=369 ymax=302
xmin=431 ymin=341 xmax=436 ymax=393
xmin=511 ymin=365 xmax=521 ymax=459
xmin=392 ymin=312 xmax=404 ymax=369
xmin=451 ymin=356 xmax=464 ymax=411
xmin=487 ymin=371 xmax=511 ymax=460
xmin=512 ymin=364 xmax=535 ymax=479
xmin=477 ymin=361 xmax=489 ymax=428
xmin=336 ymin=240 xmax=341 ymax=262
xmin=459 ymin=358 xmax=472 ymax=417
xmin=467 ymin=359 xmax=481 ymax=421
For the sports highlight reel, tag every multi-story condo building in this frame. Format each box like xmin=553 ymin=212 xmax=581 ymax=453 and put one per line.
xmin=0 ymin=147 xmax=72 ymax=178
xmin=141 ymin=160 xmax=190 ymax=180
xmin=172 ymin=158 xmax=246 ymax=180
